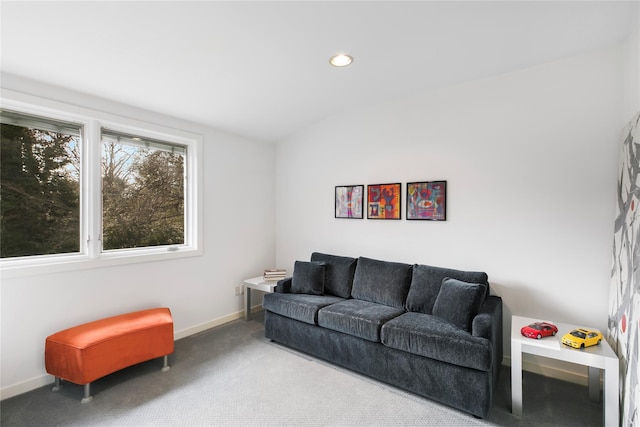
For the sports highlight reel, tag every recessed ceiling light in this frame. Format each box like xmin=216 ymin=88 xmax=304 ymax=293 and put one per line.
xmin=329 ymin=54 xmax=353 ymax=67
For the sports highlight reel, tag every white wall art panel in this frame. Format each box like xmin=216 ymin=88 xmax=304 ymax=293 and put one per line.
xmin=608 ymin=112 xmax=640 ymax=426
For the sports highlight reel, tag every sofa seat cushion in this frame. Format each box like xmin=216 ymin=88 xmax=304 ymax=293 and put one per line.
xmin=318 ymin=299 xmax=405 ymax=342
xmin=381 ymin=312 xmax=492 ymax=371
xmin=351 ymin=257 xmax=413 ymax=309
xmin=263 ymin=293 xmax=344 ymax=325
xmin=405 ymin=264 xmax=489 ymax=315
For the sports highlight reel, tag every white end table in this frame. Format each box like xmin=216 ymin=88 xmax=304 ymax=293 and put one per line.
xmin=511 ymin=315 xmax=619 ymax=426
xmin=243 ymin=276 xmax=278 ymax=321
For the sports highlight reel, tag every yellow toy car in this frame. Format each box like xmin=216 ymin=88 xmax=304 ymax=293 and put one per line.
xmin=561 ymin=328 xmax=603 ymax=349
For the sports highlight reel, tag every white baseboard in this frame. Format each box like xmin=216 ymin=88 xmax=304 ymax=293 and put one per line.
xmin=502 ymin=355 xmax=589 ymax=386
xmin=1 ymin=317 xmax=588 ymax=401
xmin=174 ymin=306 xmax=264 ymax=339
xmin=1 ymin=308 xmax=255 ymax=400
xmin=174 ymin=310 xmax=244 ymax=340
xmin=0 ymin=375 xmax=55 ymax=401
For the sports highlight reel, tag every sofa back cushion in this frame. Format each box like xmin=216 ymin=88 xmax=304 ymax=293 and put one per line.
xmin=406 ymin=264 xmax=489 ymax=314
xmin=310 ymin=252 xmax=358 ymax=298
xmin=351 ymin=257 xmax=413 ymax=309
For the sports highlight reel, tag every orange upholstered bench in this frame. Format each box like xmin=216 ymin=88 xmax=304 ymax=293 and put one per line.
xmin=45 ymin=307 xmax=174 ymax=402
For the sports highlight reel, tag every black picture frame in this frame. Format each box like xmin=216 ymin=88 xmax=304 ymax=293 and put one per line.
xmin=367 ymin=183 xmax=401 ymax=220
xmin=335 ymin=185 xmax=364 ymax=219
xmin=406 ymin=180 xmax=447 ymax=221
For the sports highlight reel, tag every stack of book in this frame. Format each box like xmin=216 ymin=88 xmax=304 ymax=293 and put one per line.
xmin=263 ymin=269 xmax=286 ymax=281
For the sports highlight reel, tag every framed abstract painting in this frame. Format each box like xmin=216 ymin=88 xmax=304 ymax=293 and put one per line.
xmin=335 ymin=185 xmax=364 ymax=219
xmin=367 ymin=183 xmax=401 ymax=220
xmin=406 ymin=181 xmax=447 ymax=221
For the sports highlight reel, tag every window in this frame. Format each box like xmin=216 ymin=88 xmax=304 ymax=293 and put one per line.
xmin=0 ymin=93 xmax=202 ymax=274
xmin=101 ymin=129 xmax=186 ymax=251
xmin=0 ymin=110 xmax=82 ymax=258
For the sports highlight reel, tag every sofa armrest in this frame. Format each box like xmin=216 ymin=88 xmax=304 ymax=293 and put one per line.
xmin=472 ymin=296 xmax=502 ymax=341
xmin=473 ymin=295 xmax=503 ymax=385
xmin=275 ymin=277 xmax=292 ymax=293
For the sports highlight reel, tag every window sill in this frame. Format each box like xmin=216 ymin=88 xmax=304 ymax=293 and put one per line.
xmin=0 ymin=247 xmax=203 ymax=279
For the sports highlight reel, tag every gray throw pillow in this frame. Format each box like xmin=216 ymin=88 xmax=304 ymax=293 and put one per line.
xmin=310 ymin=252 xmax=357 ymax=298
xmin=291 ymin=261 xmax=326 ymax=295
xmin=432 ymin=277 xmax=486 ymax=332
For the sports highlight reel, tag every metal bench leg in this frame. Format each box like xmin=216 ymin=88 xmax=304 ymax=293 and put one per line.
xmin=80 ymin=383 xmax=93 ymax=403
xmin=161 ymin=355 xmax=170 ymax=372
xmin=52 ymin=377 xmax=62 ymax=392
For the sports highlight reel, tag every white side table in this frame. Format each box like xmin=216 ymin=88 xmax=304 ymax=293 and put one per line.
xmin=511 ymin=315 xmax=619 ymax=426
xmin=243 ymin=276 xmax=278 ymax=321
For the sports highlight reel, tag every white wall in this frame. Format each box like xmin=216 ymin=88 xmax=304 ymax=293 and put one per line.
xmin=623 ymin=8 xmax=640 ymax=122
xmin=1 ymin=36 xmax=634 ymax=398
xmin=0 ymin=74 xmax=277 ymax=398
xmin=276 ymin=46 xmax=625 ymax=380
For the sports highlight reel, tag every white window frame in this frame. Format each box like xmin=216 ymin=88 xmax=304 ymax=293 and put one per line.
xmin=0 ymin=89 xmax=203 ymax=278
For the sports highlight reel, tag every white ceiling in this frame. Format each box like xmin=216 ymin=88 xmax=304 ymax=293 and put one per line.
xmin=1 ymin=1 xmax=638 ymax=142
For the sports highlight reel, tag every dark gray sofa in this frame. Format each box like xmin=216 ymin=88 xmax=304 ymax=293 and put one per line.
xmin=263 ymin=252 xmax=502 ymax=418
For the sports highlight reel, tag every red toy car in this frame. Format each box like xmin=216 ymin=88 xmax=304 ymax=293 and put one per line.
xmin=521 ymin=322 xmax=558 ymax=339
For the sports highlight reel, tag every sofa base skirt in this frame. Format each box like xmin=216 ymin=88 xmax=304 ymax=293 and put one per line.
xmin=265 ymin=310 xmax=495 ymax=418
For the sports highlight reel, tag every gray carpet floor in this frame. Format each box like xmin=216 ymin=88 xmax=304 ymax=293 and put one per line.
xmin=1 ymin=311 xmax=603 ymax=426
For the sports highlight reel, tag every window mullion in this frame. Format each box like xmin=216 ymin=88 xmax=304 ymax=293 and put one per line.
xmin=86 ymin=120 xmax=102 ymax=259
